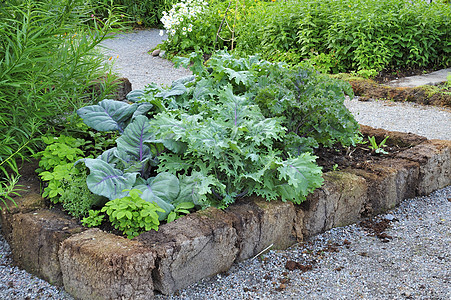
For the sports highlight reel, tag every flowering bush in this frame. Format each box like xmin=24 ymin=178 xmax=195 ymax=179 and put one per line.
xmin=161 ymin=0 xmax=206 ymax=38
xmin=160 ymin=0 xmax=231 ymax=54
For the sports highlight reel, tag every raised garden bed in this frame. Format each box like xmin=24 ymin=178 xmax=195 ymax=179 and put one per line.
xmin=347 ymin=78 xmax=451 ymax=108
xmin=1 ymin=125 xmax=450 ymax=300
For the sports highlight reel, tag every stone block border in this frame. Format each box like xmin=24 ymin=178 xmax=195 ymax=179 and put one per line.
xmin=348 ymin=79 xmax=451 ymax=107
xmin=1 ymin=126 xmax=450 ymax=300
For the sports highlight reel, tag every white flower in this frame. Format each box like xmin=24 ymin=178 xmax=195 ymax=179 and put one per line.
xmin=171 ymin=29 xmax=176 ymax=35
xmin=188 ymin=27 xmax=192 ymax=32
xmin=182 ymin=27 xmax=186 ymax=31
xmin=159 ymin=30 xmax=164 ymax=36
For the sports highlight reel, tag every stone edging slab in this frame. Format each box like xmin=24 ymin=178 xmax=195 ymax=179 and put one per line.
xmin=348 ymin=79 xmax=451 ymax=108
xmin=1 ymin=126 xmax=450 ymax=300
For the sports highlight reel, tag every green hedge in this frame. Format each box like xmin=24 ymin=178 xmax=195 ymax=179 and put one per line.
xmin=235 ymin=0 xmax=451 ymax=72
xmin=91 ymin=0 xmax=178 ymax=28
xmin=0 ymin=0 xmax=121 ymax=172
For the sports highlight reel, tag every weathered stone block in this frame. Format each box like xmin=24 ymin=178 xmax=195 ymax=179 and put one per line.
xmin=226 ymin=196 xmax=297 ymax=261
xmin=10 ymin=208 xmax=84 ymax=285
xmin=301 ymin=171 xmax=368 ymax=237
xmin=347 ymin=158 xmax=420 ymax=215
xmin=59 ymin=229 xmax=156 ymax=300
xmin=396 ymin=140 xmax=451 ymax=195
xmin=253 ymin=197 xmax=297 ymax=250
xmin=376 ymin=158 xmax=420 ymax=202
xmin=89 ymin=77 xmax=132 ymax=100
xmin=0 ymin=192 xmax=46 ymax=244
xmin=347 ymin=167 xmax=398 ymax=215
xmin=136 ymin=207 xmax=238 ymax=295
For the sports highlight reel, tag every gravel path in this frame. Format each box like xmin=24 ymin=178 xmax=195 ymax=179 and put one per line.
xmin=100 ymin=29 xmax=191 ymax=89
xmin=157 ymin=186 xmax=450 ymax=300
xmin=345 ymin=98 xmax=451 ymax=141
xmin=0 ymin=29 xmax=450 ymax=300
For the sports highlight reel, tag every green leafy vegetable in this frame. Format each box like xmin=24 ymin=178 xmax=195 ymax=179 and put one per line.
xmin=101 ymin=189 xmax=164 ymax=239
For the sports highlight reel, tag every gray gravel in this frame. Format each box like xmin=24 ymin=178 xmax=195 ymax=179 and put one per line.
xmin=100 ymin=29 xmax=191 ymax=89
xmin=0 ymin=230 xmax=74 ymax=299
xmin=1 ymin=29 xmax=450 ymax=299
xmin=155 ymin=186 xmax=451 ymax=300
xmin=345 ymin=97 xmax=451 ymax=141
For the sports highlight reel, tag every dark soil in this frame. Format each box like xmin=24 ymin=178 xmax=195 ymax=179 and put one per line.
xmin=360 ymin=217 xmax=397 ymax=243
xmin=14 ymin=159 xmax=41 ymax=196
xmin=314 ymin=138 xmax=412 ymax=173
xmin=285 ymin=260 xmax=314 ymax=272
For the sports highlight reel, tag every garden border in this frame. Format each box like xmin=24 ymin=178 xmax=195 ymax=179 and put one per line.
xmin=348 ymin=79 xmax=451 ymax=108
xmin=1 ymin=126 xmax=450 ymax=300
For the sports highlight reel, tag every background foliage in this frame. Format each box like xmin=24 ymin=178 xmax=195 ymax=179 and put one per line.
xmin=235 ymin=0 xmax=451 ymax=72
xmin=90 ymin=0 xmax=178 ymax=28
xmin=0 ymin=0 xmax=122 ymax=207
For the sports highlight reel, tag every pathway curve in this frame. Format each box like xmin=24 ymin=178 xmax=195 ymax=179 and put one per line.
xmin=100 ymin=29 xmax=191 ymax=89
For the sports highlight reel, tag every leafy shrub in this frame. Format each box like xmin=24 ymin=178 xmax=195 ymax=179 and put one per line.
xmin=159 ymin=0 xmax=264 ymax=55
xmin=159 ymin=0 xmax=225 ymax=54
xmin=97 ymin=0 xmax=178 ymax=27
xmin=235 ymin=0 xmax=451 ymax=72
xmin=81 ymin=209 xmax=105 ymax=227
xmin=101 ymin=189 xmax=164 ymax=239
xmin=76 ymin=51 xmax=359 ymax=212
xmin=59 ymin=173 xmax=105 ymax=218
xmin=160 ymin=0 xmax=210 ymax=52
xmin=0 ymin=0 xmax=123 ymax=181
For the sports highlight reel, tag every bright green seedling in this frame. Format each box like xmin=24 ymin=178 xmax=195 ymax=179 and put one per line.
xmin=101 ymin=189 xmax=165 ymax=239
xmin=34 ymin=135 xmax=88 ymax=203
xmin=368 ymin=136 xmax=389 ymax=155
xmin=166 ymin=202 xmax=195 ymax=223
xmin=81 ymin=210 xmax=105 ymax=227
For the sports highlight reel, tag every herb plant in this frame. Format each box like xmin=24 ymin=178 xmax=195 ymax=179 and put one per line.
xmin=0 ymin=168 xmax=22 ymax=211
xmin=59 ymin=173 xmax=105 ymax=218
xmin=34 ymin=135 xmax=87 ymax=202
xmin=166 ymin=202 xmax=195 ymax=223
xmin=101 ymin=189 xmax=164 ymax=239
xmin=81 ymin=209 xmax=105 ymax=228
